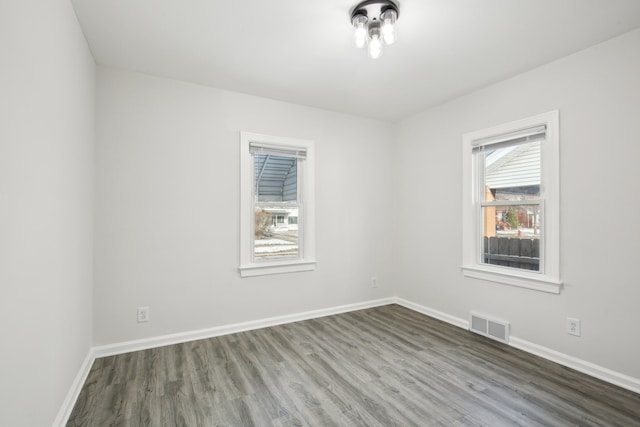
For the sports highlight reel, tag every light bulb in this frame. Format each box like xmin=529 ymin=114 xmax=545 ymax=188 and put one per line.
xmin=381 ymin=9 xmax=397 ymax=45
xmin=368 ymin=34 xmax=383 ymax=59
xmin=367 ymin=20 xmax=383 ymax=59
xmin=352 ymin=14 xmax=368 ymax=48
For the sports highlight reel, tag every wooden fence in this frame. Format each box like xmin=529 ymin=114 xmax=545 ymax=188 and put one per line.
xmin=483 ymin=236 xmax=540 ymax=271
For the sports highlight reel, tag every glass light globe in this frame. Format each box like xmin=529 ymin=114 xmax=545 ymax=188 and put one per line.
xmin=352 ymin=15 xmax=368 ymax=48
xmin=381 ymin=9 xmax=397 ymax=45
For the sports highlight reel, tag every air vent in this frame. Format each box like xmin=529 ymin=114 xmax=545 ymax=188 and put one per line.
xmin=469 ymin=312 xmax=509 ymax=344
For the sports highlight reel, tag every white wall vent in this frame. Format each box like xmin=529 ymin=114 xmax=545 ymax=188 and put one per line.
xmin=469 ymin=312 xmax=510 ymax=344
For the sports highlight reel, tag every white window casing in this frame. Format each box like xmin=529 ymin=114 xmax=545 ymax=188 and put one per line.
xmin=461 ymin=111 xmax=561 ymax=293
xmin=239 ymin=132 xmax=316 ymax=277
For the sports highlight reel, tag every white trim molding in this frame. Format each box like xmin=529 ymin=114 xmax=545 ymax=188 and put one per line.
xmin=56 ymin=296 xmax=640 ymax=425
xmin=239 ymin=259 xmax=316 ymax=277
xmin=394 ymin=298 xmax=640 ymax=395
xmin=93 ymin=298 xmax=395 ymax=358
xmin=510 ymin=337 xmax=640 ymax=395
xmin=52 ymin=348 xmax=96 ymax=427
xmin=56 ymin=297 xmax=394 ymax=425
xmin=461 ymin=265 xmax=562 ymax=294
xmin=394 ymin=298 xmax=469 ymax=329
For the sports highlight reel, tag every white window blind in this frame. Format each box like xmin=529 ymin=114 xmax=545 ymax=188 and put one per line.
xmin=249 ymin=142 xmax=307 ymax=159
xmin=472 ymin=125 xmax=546 ymax=153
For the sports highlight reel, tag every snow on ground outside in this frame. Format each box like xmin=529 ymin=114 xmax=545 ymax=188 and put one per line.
xmin=255 ymin=239 xmax=291 ymax=246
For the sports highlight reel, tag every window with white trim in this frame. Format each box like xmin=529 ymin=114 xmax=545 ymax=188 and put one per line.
xmin=239 ymin=132 xmax=315 ymax=277
xmin=462 ymin=111 xmax=561 ymax=293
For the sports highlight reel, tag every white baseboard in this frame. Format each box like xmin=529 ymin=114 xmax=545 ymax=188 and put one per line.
xmin=57 ymin=297 xmax=393 ymax=425
xmin=52 ymin=348 xmax=96 ymax=427
xmin=57 ymin=295 xmax=640 ymax=426
xmin=394 ymin=297 xmax=470 ymax=329
xmin=509 ymin=337 xmax=640 ymax=395
xmin=394 ymin=297 xmax=640 ymax=396
xmin=93 ymin=297 xmax=395 ymax=358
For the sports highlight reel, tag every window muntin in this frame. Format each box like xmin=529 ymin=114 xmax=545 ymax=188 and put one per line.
xmin=240 ymin=132 xmax=315 ymax=277
xmin=461 ymin=111 xmax=560 ymax=293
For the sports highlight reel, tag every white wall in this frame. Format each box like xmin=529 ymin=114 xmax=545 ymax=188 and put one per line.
xmin=0 ymin=1 xmax=95 ymax=425
xmin=2 ymin=4 xmax=638 ymax=422
xmin=393 ymin=29 xmax=640 ymax=379
xmin=94 ymin=68 xmax=393 ymax=345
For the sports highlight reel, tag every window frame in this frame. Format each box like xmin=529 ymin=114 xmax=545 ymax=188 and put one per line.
xmin=239 ymin=132 xmax=316 ymax=277
xmin=461 ymin=111 xmax=561 ymax=293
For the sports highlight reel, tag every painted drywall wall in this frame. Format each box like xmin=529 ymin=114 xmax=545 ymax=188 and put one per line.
xmin=0 ymin=0 xmax=95 ymax=425
xmin=94 ymin=68 xmax=393 ymax=345
xmin=393 ymin=29 xmax=640 ymax=379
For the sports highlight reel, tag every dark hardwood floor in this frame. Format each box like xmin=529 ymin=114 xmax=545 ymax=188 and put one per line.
xmin=67 ymin=304 xmax=640 ymax=426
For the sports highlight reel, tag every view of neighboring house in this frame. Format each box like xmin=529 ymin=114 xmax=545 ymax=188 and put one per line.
xmin=483 ymin=140 xmax=541 ymax=239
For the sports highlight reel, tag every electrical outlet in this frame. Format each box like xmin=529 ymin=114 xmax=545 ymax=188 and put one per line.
xmin=137 ymin=306 xmax=150 ymax=323
xmin=567 ymin=317 xmax=580 ymax=336
xmin=371 ymin=276 xmax=378 ymax=288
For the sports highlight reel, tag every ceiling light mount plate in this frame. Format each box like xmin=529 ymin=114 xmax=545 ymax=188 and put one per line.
xmin=350 ymin=0 xmax=400 ymax=21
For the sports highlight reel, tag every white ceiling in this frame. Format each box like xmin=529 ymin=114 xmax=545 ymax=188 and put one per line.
xmin=71 ymin=0 xmax=640 ymax=121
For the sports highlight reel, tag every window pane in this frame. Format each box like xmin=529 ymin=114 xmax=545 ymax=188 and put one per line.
xmin=482 ymin=205 xmax=540 ymax=271
xmin=254 ymin=207 xmax=299 ymax=261
xmin=254 ymin=154 xmax=297 ymax=202
xmin=484 ymin=140 xmax=540 ymax=202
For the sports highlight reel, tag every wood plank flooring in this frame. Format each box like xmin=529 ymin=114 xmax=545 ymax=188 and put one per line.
xmin=67 ymin=305 xmax=640 ymax=426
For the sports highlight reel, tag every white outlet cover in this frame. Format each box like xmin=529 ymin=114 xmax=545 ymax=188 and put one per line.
xmin=567 ymin=317 xmax=581 ymax=336
xmin=137 ymin=306 xmax=150 ymax=323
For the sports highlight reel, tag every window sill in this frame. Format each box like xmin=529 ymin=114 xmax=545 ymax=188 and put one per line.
xmin=239 ymin=259 xmax=316 ymax=277
xmin=461 ymin=265 xmax=562 ymax=294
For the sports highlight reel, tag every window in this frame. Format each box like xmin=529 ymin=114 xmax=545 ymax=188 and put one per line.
xmin=462 ymin=111 xmax=561 ymax=293
xmin=239 ymin=132 xmax=315 ymax=277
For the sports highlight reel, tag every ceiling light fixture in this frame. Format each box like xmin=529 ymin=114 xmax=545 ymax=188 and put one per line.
xmin=350 ymin=0 xmax=399 ymax=59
